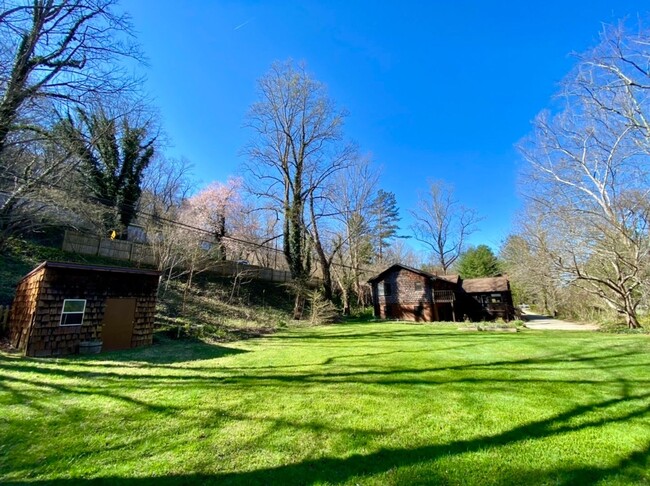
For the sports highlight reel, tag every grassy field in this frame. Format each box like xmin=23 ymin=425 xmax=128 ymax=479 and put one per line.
xmin=1 ymin=323 xmax=649 ymax=485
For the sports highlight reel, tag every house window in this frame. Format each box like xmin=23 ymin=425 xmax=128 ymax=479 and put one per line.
xmin=414 ymin=282 xmax=423 ymax=291
xmin=378 ymin=282 xmax=392 ymax=297
xmin=60 ymin=299 xmax=86 ymax=326
xmin=490 ymin=294 xmax=502 ymax=303
xmin=383 ymin=283 xmax=392 ymax=296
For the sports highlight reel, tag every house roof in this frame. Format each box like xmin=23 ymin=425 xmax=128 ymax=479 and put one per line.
xmin=367 ymin=264 xmax=511 ymax=294
xmin=438 ymin=274 xmax=461 ymax=285
xmin=367 ymin=263 xmax=437 ymax=283
xmin=461 ymin=276 xmax=510 ymax=293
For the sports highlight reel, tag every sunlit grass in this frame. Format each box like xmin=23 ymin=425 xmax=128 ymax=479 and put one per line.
xmin=1 ymin=323 xmax=649 ymax=485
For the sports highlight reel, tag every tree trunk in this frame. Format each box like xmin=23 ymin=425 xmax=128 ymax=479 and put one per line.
xmin=182 ymin=266 xmax=194 ymax=313
xmin=342 ymin=288 xmax=350 ymax=316
xmin=317 ymin=252 xmax=333 ymax=301
xmin=625 ymin=312 xmax=641 ymax=329
xmin=309 ymin=191 xmax=334 ymax=301
xmin=622 ymin=297 xmax=641 ymax=329
xmin=293 ymin=292 xmax=305 ymax=320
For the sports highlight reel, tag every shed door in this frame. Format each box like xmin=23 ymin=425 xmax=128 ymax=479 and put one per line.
xmin=101 ymin=298 xmax=136 ymax=351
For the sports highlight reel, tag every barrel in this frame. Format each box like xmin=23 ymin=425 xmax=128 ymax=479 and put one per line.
xmin=79 ymin=340 xmax=103 ymax=354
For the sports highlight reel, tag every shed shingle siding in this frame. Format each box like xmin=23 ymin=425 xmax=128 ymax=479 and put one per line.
xmin=9 ymin=262 xmax=159 ymax=357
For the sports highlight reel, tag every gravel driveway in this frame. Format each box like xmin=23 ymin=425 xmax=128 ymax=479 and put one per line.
xmin=522 ymin=312 xmax=600 ymax=331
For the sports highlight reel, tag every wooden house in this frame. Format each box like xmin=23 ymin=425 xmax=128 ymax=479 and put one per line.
xmin=9 ymin=262 xmax=160 ymax=357
xmin=461 ymin=276 xmax=514 ymax=321
xmin=367 ymin=264 xmax=459 ymax=322
xmin=368 ymin=263 xmax=514 ymax=322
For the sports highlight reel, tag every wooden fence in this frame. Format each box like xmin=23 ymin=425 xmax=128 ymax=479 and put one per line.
xmin=0 ymin=305 xmax=10 ymax=335
xmin=210 ymin=261 xmax=294 ymax=283
xmin=62 ymin=230 xmax=305 ymax=284
xmin=63 ymin=230 xmax=156 ymax=265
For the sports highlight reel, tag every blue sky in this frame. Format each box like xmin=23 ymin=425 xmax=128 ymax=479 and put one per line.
xmin=128 ymin=1 xmax=646 ymax=254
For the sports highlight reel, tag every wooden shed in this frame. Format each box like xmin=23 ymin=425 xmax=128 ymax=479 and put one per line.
xmin=9 ymin=262 xmax=160 ymax=357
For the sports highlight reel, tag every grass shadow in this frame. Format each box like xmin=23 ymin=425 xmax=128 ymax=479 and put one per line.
xmin=71 ymin=338 xmax=247 ymax=365
xmin=4 ymin=396 xmax=648 ymax=485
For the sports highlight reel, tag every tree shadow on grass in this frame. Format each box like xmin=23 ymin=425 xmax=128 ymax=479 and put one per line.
xmin=1 ymin=346 xmax=646 ymax=394
xmin=3 ymin=393 xmax=648 ymax=485
xmin=2 ymin=328 xmax=648 ymax=485
xmin=70 ymin=339 xmax=246 ymax=365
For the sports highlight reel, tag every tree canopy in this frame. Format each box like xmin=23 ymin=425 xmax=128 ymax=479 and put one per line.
xmin=517 ymin=22 xmax=650 ymax=328
xmin=456 ymin=245 xmax=501 ymax=279
xmin=58 ymin=107 xmax=155 ymax=233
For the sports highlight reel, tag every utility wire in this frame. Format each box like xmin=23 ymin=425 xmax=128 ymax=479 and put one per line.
xmin=0 ymin=173 xmax=378 ymax=275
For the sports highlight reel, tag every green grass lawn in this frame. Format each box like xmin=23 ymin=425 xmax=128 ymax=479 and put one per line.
xmin=1 ymin=323 xmax=649 ymax=485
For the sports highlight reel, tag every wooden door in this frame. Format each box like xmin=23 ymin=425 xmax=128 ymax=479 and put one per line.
xmin=101 ymin=298 xmax=136 ymax=351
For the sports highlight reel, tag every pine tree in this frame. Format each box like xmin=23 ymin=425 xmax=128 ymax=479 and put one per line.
xmin=456 ymin=245 xmax=501 ymax=278
xmin=370 ymin=189 xmax=401 ymax=263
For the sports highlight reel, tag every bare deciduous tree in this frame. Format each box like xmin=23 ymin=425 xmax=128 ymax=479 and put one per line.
xmin=140 ymin=156 xmax=194 ymax=221
xmin=382 ymin=238 xmax=421 ymax=269
xmin=138 ymin=156 xmax=194 ymax=292
xmin=0 ymin=0 xmax=141 ymax=153
xmin=0 ymin=0 xmax=142 ymax=246
xmin=244 ymin=60 xmax=352 ymax=317
xmin=331 ymin=156 xmax=379 ymax=314
xmin=410 ymin=180 xmax=481 ymax=274
xmin=519 ymin=22 xmax=650 ymax=328
xmin=500 ymin=231 xmax=562 ymax=315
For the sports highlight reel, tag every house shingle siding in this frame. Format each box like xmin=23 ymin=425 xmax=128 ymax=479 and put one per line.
xmin=369 ymin=264 xmax=514 ymax=322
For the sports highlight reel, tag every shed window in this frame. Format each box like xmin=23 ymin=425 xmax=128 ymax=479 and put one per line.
xmin=60 ymin=299 xmax=86 ymax=326
xmin=415 ymin=282 xmax=423 ymax=291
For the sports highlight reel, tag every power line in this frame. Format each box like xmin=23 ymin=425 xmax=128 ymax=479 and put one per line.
xmin=0 ymin=173 xmax=378 ymax=275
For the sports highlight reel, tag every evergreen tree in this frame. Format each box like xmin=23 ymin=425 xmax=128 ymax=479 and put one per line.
xmin=456 ymin=245 xmax=501 ymax=278
xmin=59 ymin=107 xmax=155 ymax=234
xmin=370 ymin=189 xmax=401 ymax=263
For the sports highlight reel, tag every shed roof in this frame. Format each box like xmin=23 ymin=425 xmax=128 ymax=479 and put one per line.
xmin=461 ymin=276 xmax=509 ymax=293
xmin=21 ymin=261 xmax=160 ymax=281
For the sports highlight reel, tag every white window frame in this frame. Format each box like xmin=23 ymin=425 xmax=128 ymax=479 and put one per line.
xmin=59 ymin=299 xmax=87 ymax=326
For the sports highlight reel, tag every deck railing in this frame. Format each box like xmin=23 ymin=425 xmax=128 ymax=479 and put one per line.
xmin=484 ymin=303 xmax=516 ymax=321
xmin=433 ymin=290 xmax=455 ymax=303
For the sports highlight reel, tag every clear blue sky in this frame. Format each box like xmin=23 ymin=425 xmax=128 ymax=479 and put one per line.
xmin=128 ymin=1 xmax=646 ymax=254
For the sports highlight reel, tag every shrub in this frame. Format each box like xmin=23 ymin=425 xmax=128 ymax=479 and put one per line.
xmin=309 ymin=290 xmax=340 ymax=325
